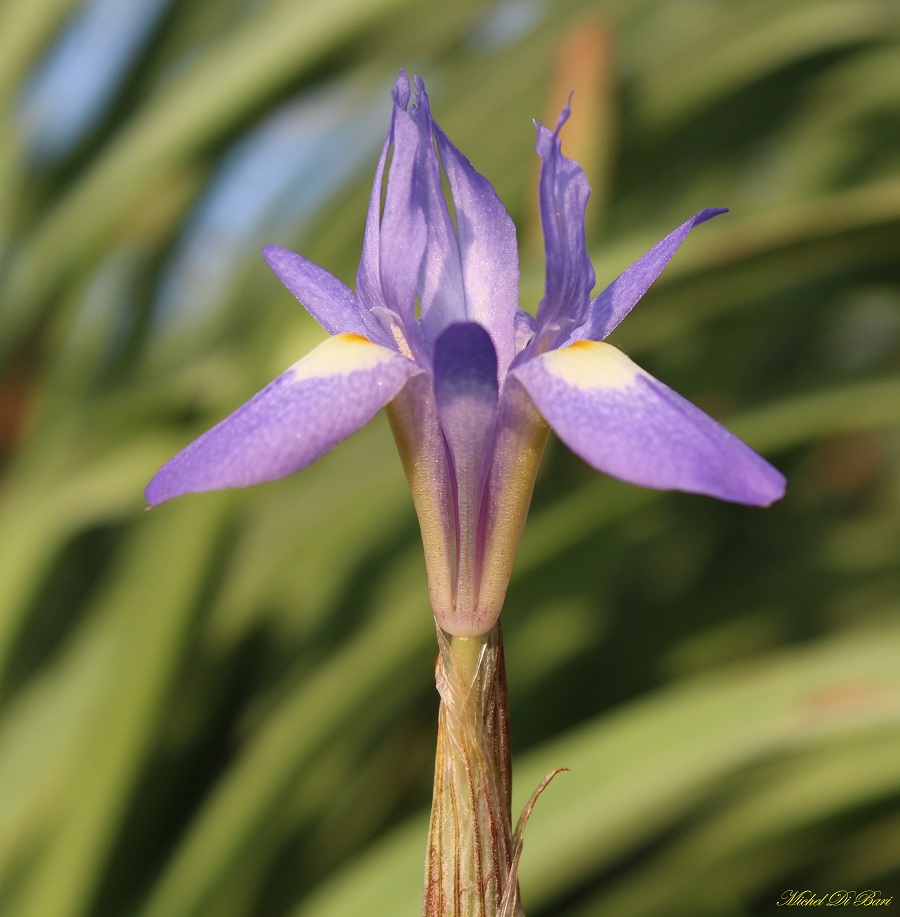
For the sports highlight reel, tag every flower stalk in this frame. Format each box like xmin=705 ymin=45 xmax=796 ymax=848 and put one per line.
xmin=425 ymin=625 xmax=521 ymax=917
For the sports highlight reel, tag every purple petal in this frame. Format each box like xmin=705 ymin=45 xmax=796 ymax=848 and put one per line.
xmin=356 ymin=75 xmax=410 ymax=315
xmin=262 ymin=246 xmax=387 ymax=345
xmin=418 ymin=79 xmax=518 ymax=377
xmin=355 ymin=73 xmax=428 ymax=355
xmin=433 ymin=128 xmax=518 ymax=375
xmin=572 ymin=208 xmax=727 ymax=344
xmin=433 ymin=322 xmax=499 ymax=628
xmin=514 ymin=340 xmax=786 ymax=506
xmin=408 ymin=80 xmax=467 ymax=349
xmin=533 ymin=105 xmax=595 ymax=350
xmin=146 ymin=334 xmax=420 ymax=506
xmin=377 ymin=100 xmax=427 ymax=332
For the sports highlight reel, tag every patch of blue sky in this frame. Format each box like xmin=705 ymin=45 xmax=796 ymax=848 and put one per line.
xmin=18 ymin=0 xmax=173 ymax=161
xmin=152 ymin=81 xmax=390 ymax=336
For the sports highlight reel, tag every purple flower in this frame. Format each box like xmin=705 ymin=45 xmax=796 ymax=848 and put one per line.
xmin=146 ymin=73 xmax=785 ymax=636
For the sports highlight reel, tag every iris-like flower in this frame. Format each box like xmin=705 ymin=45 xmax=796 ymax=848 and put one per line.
xmin=146 ymin=73 xmax=785 ymax=637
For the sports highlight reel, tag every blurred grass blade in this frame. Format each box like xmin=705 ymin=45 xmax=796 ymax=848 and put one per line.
xmin=135 ymin=554 xmax=430 ymax=917
xmin=0 ymin=0 xmax=83 ymax=250
xmin=0 ymin=433 xmax=189 ymax=681
xmin=0 ymin=0 xmax=83 ymax=96
xmin=636 ymin=0 xmax=900 ymax=129
xmin=11 ymin=497 xmax=230 ymax=917
xmin=582 ymin=732 xmax=900 ymax=917
xmin=1 ymin=0 xmax=409 ymax=360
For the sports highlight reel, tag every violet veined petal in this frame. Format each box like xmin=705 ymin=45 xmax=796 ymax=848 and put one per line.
xmin=378 ymin=98 xmax=427 ymax=332
xmin=433 ymin=125 xmax=518 ymax=376
xmin=419 ymin=82 xmax=517 ymax=377
xmin=408 ymin=78 xmax=466 ymax=347
xmin=433 ymin=322 xmax=499 ymax=631
xmin=533 ymin=105 xmax=595 ymax=350
xmin=145 ymin=334 xmax=420 ymax=506
xmin=514 ymin=340 xmax=786 ymax=506
xmin=356 ymin=75 xmax=411 ymax=315
xmin=262 ymin=246 xmax=387 ymax=345
xmin=571 ymin=208 xmax=727 ymax=344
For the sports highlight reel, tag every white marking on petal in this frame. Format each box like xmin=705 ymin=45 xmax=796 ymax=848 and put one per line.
xmin=287 ymin=333 xmax=406 ymax=382
xmin=537 ymin=340 xmax=644 ymax=392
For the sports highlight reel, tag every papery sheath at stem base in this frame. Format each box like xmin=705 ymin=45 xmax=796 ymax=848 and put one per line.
xmin=425 ymin=625 xmax=522 ymax=917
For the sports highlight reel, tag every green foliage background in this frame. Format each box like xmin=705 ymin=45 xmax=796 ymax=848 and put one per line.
xmin=1 ymin=1 xmax=899 ymax=915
